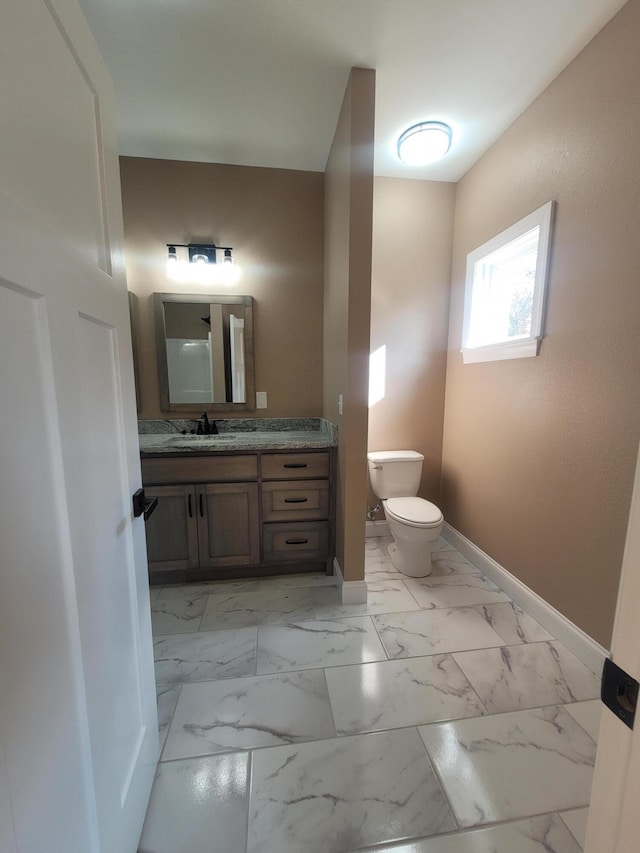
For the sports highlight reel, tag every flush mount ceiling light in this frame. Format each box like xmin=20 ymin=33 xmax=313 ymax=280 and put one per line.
xmin=397 ymin=121 xmax=452 ymax=166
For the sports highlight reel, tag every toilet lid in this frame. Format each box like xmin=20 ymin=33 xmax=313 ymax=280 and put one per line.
xmin=385 ymin=497 xmax=443 ymax=527
xmin=367 ymin=450 xmax=425 ymax=463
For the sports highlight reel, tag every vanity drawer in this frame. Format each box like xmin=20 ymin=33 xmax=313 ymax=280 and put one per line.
xmin=261 ymin=452 xmax=329 ymax=480
xmin=262 ymin=521 xmax=330 ymax=563
xmin=142 ymin=455 xmax=258 ymax=485
xmin=261 ymin=480 xmax=329 ymax=522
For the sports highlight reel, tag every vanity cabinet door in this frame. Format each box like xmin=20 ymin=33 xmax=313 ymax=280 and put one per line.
xmin=144 ymin=484 xmax=199 ymax=576
xmin=196 ymin=482 xmax=260 ymax=569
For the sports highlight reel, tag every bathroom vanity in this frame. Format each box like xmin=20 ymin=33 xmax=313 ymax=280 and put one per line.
xmin=139 ymin=419 xmax=337 ymax=585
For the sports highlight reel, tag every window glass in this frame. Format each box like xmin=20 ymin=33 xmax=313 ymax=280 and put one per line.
xmin=462 ymin=202 xmax=553 ymax=364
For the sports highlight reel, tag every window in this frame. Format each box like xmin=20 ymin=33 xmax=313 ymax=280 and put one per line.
xmin=461 ymin=201 xmax=554 ymax=364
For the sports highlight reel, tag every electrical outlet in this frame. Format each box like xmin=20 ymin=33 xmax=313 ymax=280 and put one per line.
xmin=256 ymin=391 xmax=268 ymax=409
xmin=338 ymin=394 xmax=343 ymax=415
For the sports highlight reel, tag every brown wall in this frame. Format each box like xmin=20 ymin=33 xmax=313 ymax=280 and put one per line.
xmin=368 ymin=177 xmax=455 ymax=509
xmin=442 ymin=0 xmax=640 ymax=647
xmin=120 ymin=157 xmax=324 ymax=419
xmin=323 ymin=68 xmax=376 ymax=582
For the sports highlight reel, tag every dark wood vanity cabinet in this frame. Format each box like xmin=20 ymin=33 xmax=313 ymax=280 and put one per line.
xmin=261 ymin=452 xmax=331 ymax=564
xmin=141 ymin=449 xmax=334 ymax=584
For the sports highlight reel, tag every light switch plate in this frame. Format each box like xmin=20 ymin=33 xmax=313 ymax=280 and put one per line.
xmin=256 ymin=391 xmax=268 ymax=409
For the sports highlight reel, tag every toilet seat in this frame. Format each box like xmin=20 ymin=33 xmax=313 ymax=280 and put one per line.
xmin=385 ymin=497 xmax=443 ymax=528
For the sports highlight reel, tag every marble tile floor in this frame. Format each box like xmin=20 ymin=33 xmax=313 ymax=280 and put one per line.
xmin=139 ymin=536 xmax=602 ymax=853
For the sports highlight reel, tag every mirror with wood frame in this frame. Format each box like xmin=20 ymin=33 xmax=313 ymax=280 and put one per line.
xmin=153 ymin=292 xmax=255 ymax=412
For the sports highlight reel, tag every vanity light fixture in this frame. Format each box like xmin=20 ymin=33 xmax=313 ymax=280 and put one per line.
xmin=166 ymin=243 xmax=236 ymax=284
xmin=397 ymin=121 xmax=452 ymax=166
xmin=166 ymin=243 xmax=233 ymax=265
xmin=188 ymin=244 xmax=218 ymax=265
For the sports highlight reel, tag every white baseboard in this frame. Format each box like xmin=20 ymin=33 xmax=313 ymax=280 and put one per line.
xmin=333 ymin=558 xmax=368 ymax=604
xmin=443 ymin=522 xmax=609 ymax=676
xmin=366 ymin=520 xmax=390 ymax=538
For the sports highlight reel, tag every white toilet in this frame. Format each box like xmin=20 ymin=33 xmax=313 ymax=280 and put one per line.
xmin=367 ymin=450 xmax=444 ymax=577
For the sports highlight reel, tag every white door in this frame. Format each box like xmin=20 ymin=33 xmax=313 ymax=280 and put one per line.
xmin=585 ymin=439 xmax=640 ymax=852
xmin=0 ymin=2 xmax=157 ymax=852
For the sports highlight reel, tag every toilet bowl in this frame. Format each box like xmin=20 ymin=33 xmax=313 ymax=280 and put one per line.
xmin=383 ymin=496 xmax=443 ymax=577
xmin=367 ymin=451 xmax=444 ymax=578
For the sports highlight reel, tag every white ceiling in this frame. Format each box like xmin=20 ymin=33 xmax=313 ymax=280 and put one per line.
xmin=79 ymin=0 xmax=627 ymax=182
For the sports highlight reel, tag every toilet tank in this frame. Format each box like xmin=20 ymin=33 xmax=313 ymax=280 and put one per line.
xmin=367 ymin=450 xmax=424 ymax=499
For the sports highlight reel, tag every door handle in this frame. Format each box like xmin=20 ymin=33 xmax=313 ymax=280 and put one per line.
xmin=199 ymin=493 xmax=204 ymax=517
xmin=132 ymin=488 xmax=159 ymax=521
xmin=602 ymin=658 xmax=639 ymax=730
xmin=188 ymin=493 xmax=193 ymax=518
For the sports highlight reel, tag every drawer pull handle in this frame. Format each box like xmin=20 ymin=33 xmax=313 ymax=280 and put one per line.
xmin=284 ymin=497 xmax=308 ymax=503
xmin=285 ymin=538 xmax=308 ymax=545
xmin=284 ymin=463 xmax=307 ymax=468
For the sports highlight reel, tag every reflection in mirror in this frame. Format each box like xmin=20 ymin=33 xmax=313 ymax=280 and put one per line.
xmin=153 ymin=293 xmax=255 ymax=412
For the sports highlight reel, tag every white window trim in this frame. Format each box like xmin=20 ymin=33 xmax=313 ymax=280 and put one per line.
xmin=461 ymin=337 xmax=540 ymax=364
xmin=461 ymin=200 xmax=554 ymax=365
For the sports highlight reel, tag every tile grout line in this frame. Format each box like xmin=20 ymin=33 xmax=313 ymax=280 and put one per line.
xmin=243 ymin=749 xmax=253 ymax=853
xmin=346 ymin=809 xmax=589 ymax=851
xmin=414 ymin=723 xmax=464 ymax=833
xmin=320 ymin=666 xmax=340 ymax=739
xmin=446 ymin=653 xmax=490 ymax=718
xmin=157 ymin=683 xmax=183 ymax=764
xmin=369 ymin=611 xmax=392 ymax=662
xmin=558 ymin=809 xmax=588 ymax=848
xmin=152 ymin=697 xmax=599 ymax=768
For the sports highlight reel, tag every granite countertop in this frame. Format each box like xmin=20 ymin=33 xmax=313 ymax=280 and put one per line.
xmin=138 ymin=417 xmax=337 ymax=456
